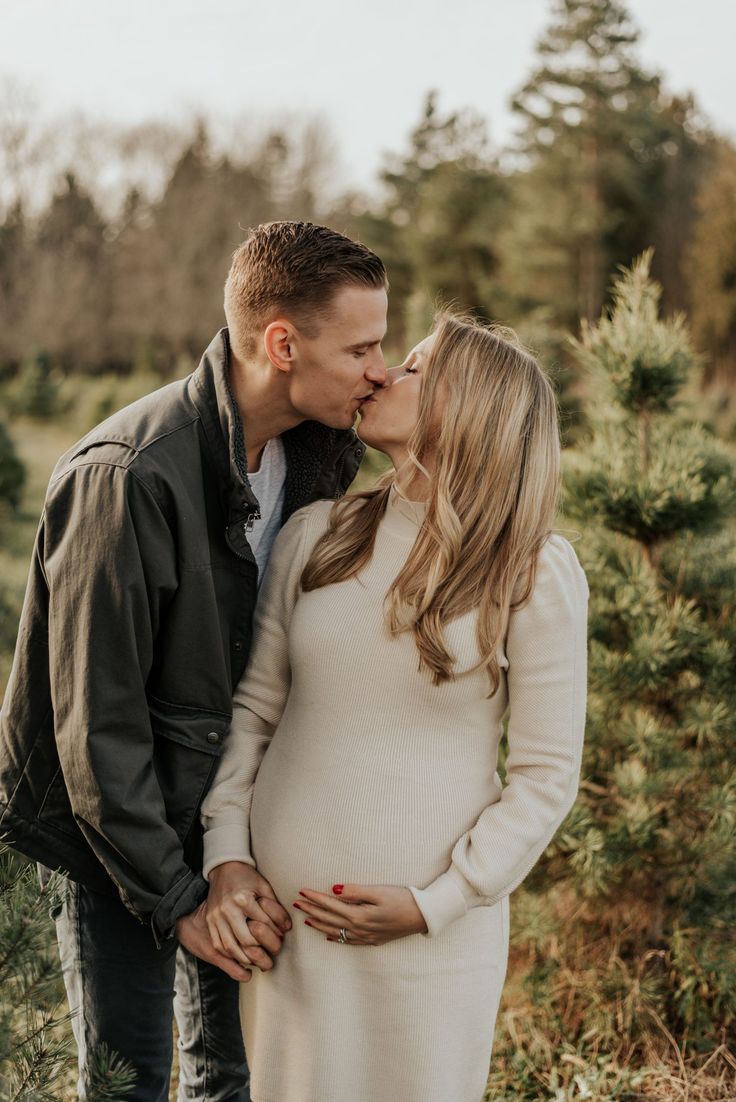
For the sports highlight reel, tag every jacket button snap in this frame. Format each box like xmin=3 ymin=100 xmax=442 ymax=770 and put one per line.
xmin=233 ymin=641 xmax=243 ymax=651
xmin=206 ymin=731 xmax=220 ymax=744
xmin=354 ymin=447 xmax=363 ymax=458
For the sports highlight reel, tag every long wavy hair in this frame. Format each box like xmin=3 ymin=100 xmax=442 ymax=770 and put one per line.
xmin=301 ymin=312 xmax=561 ymax=692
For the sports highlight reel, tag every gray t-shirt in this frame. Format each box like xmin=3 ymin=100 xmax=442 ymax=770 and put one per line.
xmin=247 ymin=435 xmax=287 ymax=582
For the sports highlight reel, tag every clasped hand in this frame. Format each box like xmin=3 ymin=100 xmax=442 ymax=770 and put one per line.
xmin=176 ymin=861 xmax=291 ymax=983
xmin=177 ymin=863 xmax=428 ymax=980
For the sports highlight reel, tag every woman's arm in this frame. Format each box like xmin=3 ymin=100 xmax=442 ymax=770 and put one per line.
xmin=409 ymin=534 xmax=589 ymax=937
xmin=200 ymin=506 xmax=313 ymax=875
xmin=197 ymin=506 xmax=327 ymax=964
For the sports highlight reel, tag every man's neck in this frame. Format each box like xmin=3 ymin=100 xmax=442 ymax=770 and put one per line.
xmin=228 ymin=351 xmax=303 ymax=472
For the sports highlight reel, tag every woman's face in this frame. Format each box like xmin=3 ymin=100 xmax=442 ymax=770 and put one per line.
xmin=356 ymin=333 xmax=440 ymax=463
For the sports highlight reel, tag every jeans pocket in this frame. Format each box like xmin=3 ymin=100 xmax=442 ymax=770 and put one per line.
xmin=37 ymin=862 xmax=69 ymax=921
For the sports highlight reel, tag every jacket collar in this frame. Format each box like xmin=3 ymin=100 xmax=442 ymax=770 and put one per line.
xmin=188 ymin=329 xmax=364 ymax=549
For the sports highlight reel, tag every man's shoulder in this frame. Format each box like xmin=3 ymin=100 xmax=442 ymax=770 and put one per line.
xmin=51 ymin=376 xmax=200 ymax=488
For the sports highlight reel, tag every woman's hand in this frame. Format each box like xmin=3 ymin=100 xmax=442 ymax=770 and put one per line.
xmin=293 ymin=883 xmax=428 ymax=946
xmin=206 ymin=861 xmax=291 ymax=971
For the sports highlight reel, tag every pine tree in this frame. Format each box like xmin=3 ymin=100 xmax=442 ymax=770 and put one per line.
xmin=0 ymin=422 xmax=24 ymax=512
xmin=687 ymin=139 xmax=736 ymax=386
xmin=493 ymin=253 xmax=735 ymax=1099
xmin=507 ymin=0 xmax=707 ymax=328
xmin=341 ymin=92 xmax=509 ymax=350
xmin=6 ymin=352 xmax=59 ymax=420
xmin=0 ymin=849 xmax=136 ymax=1100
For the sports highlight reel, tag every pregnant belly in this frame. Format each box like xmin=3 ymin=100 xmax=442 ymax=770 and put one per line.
xmin=248 ymin=721 xmax=498 ymax=906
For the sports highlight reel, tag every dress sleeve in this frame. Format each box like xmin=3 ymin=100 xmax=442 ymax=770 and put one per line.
xmin=200 ymin=505 xmax=317 ymax=878
xmin=409 ymin=535 xmax=589 ymax=938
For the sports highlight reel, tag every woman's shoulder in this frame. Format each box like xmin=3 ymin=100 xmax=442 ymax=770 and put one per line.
xmin=532 ymin=532 xmax=589 ymax=603
xmin=506 ymin=532 xmax=588 ymax=642
xmin=542 ymin=531 xmax=587 ymax=573
xmin=271 ymin=498 xmax=335 ymax=556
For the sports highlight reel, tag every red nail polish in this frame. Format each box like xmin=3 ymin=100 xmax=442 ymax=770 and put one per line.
xmin=304 ymin=920 xmax=314 ymax=927
xmin=332 ymin=884 xmax=344 ymax=895
xmin=298 ymin=891 xmax=309 ymax=899
xmin=293 ymin=902 xmax=302 ymax=910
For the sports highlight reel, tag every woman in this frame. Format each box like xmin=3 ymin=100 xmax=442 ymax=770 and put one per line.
xmin=200 ymin=313 xmax=589 ymax=1102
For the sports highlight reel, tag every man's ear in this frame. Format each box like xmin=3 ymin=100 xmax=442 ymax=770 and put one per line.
xmin=263 ymin=321 xmax=294 ymax=374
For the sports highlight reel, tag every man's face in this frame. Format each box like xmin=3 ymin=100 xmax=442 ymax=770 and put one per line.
xmin=286 ymin=285 xmax=388 ymax=429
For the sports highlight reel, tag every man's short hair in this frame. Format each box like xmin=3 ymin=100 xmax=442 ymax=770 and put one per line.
xmin=224 ymin=221 xmax=388 ymax=358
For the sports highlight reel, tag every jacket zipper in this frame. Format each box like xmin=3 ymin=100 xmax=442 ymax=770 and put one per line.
xmin=244 ymin=509 xmax=261 ymax=534
xmin=224 ymin=509 xmax=261 ymax=562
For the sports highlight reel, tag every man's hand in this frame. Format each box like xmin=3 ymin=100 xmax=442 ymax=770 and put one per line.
xmin=293 ymin=883 xmax=428 ymax=946
xmin=205 ymin=861 xmax=291 ymax=971
xmin=175 ymin=901 xmax=253 ymax=983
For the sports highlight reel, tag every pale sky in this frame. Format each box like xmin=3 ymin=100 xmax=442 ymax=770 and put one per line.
xmin=1 ymin=0 xmax=734 ymax=190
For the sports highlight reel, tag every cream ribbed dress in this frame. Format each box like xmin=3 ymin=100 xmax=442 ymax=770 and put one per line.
xmin=201 ymin=487 xmax=589 ymax=1102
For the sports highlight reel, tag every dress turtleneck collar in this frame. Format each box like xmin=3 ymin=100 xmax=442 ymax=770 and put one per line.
xmin=381 ymin=484 xmax=429 ymax=540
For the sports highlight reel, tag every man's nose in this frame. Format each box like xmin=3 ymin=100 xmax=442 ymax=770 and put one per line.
xmin=365 ymin=350 xmax=387 ymax=386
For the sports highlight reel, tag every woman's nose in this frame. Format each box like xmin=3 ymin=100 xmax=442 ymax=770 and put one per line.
xmin=383 ymin=365 xmax=403 ymax=387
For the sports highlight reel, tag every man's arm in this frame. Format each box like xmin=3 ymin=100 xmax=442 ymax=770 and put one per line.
xmin=44 ymin=460 xmax=214 ymax=946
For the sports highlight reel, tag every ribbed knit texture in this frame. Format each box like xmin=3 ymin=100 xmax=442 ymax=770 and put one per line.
xmin=201 ymin=487 xmax=589 ymax=1102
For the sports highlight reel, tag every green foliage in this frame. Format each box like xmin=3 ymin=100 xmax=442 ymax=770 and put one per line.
xmin=506 ymin=0 xmax=709 ymax=328
xmin=0 ymin=849 xmax=136 ymax=1101
xmin=0 ymin=423 xmax=25 ymax=511
xmin=0 ymin=586 xmax=21 ymax=658
xmin=551 ymin=254 xmax=736 ymax=1057
xmin=687 ymin=139 xmax=736 ymax=384
xmin=5 ymin=353 xmax=60 ymax=419
xmin=340 ymin=92 xmax=510 ymax=352
xmin=566 ymin=256 xmax=736 ymax=546
xmin=572 ymin=253 xmax=694 ymax=414
xmin=566 ymin=420 xmax=736 ymax=542
xmin=0 ymin=850 xmax=71 ymax=1100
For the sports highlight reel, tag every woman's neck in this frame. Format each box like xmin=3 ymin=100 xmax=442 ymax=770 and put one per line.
xmin=388 ymin=452 xmax=433 ymax=502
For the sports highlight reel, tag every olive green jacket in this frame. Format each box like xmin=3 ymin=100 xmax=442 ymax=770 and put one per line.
xmin=0 ymin=329 xmax=364 ymax=943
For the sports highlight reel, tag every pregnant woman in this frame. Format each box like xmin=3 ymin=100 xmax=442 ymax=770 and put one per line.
xmin=200 ymin=312 xmax=589 ymax=1102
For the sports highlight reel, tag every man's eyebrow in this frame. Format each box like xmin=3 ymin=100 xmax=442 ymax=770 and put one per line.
xmin=346 ymin=338 xmax=383 ymax=351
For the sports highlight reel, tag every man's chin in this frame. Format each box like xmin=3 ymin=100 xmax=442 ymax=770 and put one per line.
xmin=299 ymin=405 xmax=360 ymax=431
xmin=319 ymin=411 xmax=358 ymax=431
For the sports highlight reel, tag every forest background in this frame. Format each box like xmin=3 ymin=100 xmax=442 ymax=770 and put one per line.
xmin=0 ymin=0 xmax=735 ymax=1099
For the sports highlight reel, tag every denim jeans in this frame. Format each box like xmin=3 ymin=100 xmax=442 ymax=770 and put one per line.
xmin=42 ymin=869 xmax=250 ymax=1102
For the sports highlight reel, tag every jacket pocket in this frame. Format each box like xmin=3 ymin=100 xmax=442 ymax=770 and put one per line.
xmin=148 ymin=698 xmax=229 ymax=845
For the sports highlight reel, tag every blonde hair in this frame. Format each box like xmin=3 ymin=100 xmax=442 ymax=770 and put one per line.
xmin=301 ymin=312 xmax=561 ymax=692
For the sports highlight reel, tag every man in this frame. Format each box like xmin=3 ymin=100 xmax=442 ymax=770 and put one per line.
xmin=0 ymin=221 xmax=388 ymax=1100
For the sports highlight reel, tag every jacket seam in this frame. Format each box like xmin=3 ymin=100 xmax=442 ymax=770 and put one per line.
xmin=69 ymin=416 xmax=201 ymax=464
xmin=1 ymin=704 xmax=55 ymax=819
xmin=148 ymin=692 xmax=231 ymax=721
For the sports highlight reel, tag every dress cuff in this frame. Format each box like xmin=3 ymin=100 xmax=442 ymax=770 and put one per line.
xmin=409 ymin=864 xmax=482 ymax=939
xmin=201 ymin=823 xmax=255 ymax=881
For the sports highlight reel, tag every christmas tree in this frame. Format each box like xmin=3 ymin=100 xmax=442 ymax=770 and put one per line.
xmin=486 ymin=253 xmax=736 ymax=1100
xmin=0 ymin=848 xmax=136 ymax=1101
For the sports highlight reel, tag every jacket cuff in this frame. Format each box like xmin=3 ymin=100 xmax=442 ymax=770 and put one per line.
xmin=409 ymin=865 xmax=483 ymax=939
xmin=202 ymin=823 xmax=255 ymax=881
xmin=151 ymin=870 xmax=209 ymax=947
